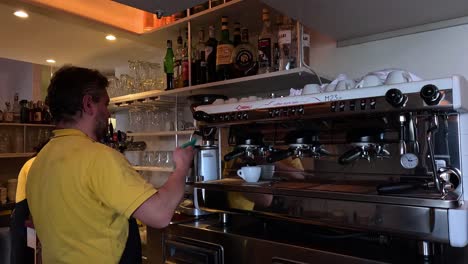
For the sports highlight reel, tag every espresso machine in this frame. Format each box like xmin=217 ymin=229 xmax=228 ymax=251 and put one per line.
xmin=148 ymin=76 xmax=468 ymax=264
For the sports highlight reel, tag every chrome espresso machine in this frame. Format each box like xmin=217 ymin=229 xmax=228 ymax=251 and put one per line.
xmin=147 ymin=76 xmax=468 ymax=264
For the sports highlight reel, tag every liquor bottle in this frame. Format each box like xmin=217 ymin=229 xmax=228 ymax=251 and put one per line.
xmin=278 ymin=16 xmax=297 ymax=71
xmin=182 ymin=28 xmax=189 ymax=87
xmin=12 ymin=93 xmax=20 ymax=115
xmin=33 ymin=101 xmax=43 ymax=123
xmin=231 ymin=27 xmax=258 ymax=78
xmin=216 ymin=16 xmax=234 ymax=81
xmin=163 ymin=40 xmax=175 ymax=90
xmin=175 ymin=32 xmax=183 ymax=88
xmin=258 ymin=8 xmax=274 ymax=74
xmin=272 ymin=43 xmax=280 ymax=71
xmin=233 ymin=22 xmax=241 ymax=47
xmin=198 ymin=51 xmax=207 ymax=84
xmin=3 ymin=102 xmax=14 ymax=122
xmin=28 ymin=101 xmax=34 ymax=122
xmin=19 ymin=100 xmax=29 ymax=123
xmin=205 ymin=25 xmax=218 ymax=82
xmin=195 ymin=29 xmax=207 ymax=85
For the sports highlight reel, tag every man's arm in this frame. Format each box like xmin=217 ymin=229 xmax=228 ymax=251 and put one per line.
xmin=133 ymin=147 xmax=194 ymax=228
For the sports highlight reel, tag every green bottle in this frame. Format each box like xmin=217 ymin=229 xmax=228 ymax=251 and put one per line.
xmin=216 ymin=16 xmax=234 ymax=81
xmin=164 ymin=40 xmax=175 ymax=90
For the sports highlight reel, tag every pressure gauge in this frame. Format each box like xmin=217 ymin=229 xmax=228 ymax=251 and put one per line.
xmin=400 ymin=153 xmax=419 ymax=169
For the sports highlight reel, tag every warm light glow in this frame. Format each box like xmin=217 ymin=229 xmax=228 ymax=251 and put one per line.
xmin=105 ymin=35 xmax=117 ymax=41
xmin=143 ymin=13 xmax=155 ymax=31
xmin=14 ymin=10 xmax=29 ymax=18
xmin=25 ymin=0 xmax=157 ymax=34
xmin=46 ymin=59 xmax=56 ymax=64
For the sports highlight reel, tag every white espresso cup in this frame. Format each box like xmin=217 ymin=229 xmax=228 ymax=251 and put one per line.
xmin=237 ymin=166 xmax=262 ymax=182
xmin=385 ymin=70 xmax=412 ymax=85
xmin=323 ymin=83 xmax=336 ymax=92
xmin=303 ymin=84 xmax=321 ymax=95
xmin=356 ymin=74 xmax=383 ymax=88
xmin=335 ymin=79 xmax=356 ymax=91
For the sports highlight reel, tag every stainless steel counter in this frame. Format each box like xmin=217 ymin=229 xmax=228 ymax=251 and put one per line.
xmin=146 ymin=214 xmax=468 ymax=264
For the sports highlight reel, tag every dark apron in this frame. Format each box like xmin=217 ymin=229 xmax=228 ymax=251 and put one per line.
xmin=11 ymin=200 xmax=141 ymax=264
xmin=119 ymin=217 xmax=142 ymax=264
xmin=10 ymin=200 xmax=34 ymax=264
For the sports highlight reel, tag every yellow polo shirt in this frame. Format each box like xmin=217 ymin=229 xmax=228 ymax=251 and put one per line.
xmin=26 ymin=129 xmax=156 ymax=263
xmin=16 ymin=157 xmax=36 ymax=203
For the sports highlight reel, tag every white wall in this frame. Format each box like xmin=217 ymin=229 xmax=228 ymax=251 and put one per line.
xmin=0 ymin=58 xmax=34 ymax=107
xmin=309 ymin=24 xmax=468 ymax=81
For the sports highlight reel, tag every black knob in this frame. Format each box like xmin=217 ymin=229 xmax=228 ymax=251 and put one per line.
xmin=193 ymin=111 xmax=213 ymax=122
xmin=420 ymin=84 xmax=442 ymax=105
xmin=385 ymin=89 xmax=407 ymax=108
xmin=297 ymin=106 xmax=305 ymax=114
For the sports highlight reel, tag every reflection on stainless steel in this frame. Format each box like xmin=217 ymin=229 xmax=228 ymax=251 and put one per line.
xmin=147 ymin=214 xmax=468 ymax=264
xmin=165 ymin=76 xmax=468 ymax=263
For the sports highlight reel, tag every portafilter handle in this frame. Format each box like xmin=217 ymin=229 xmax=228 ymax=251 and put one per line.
xmin=338 ymin=147 xmax=364 ymax=165
xmin=224 ymin=148 xmax=246 ymax=161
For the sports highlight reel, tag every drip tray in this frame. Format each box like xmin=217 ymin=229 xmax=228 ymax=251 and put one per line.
xmin=196 ymin=178 xmax=461 ymax=209
xmin=307 ymin=184 xmax=376 ymax=194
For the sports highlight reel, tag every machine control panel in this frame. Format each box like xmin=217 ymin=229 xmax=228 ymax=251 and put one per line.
xmin=194 ymin=80 xmax=459 ymax=125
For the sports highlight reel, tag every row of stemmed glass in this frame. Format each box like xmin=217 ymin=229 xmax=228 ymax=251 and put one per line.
xmin=128 ymin=107 xmax=175 ymax=133
xmin=142 ymin=151 xmax=173 ymax=168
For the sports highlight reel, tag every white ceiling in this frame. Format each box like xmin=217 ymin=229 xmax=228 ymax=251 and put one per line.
xmin=0 ymin=0 xmax=167 ymax=73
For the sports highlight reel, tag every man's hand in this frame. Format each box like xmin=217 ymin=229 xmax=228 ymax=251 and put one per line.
xmin=173 ymin=146 xmax=195 ymax=172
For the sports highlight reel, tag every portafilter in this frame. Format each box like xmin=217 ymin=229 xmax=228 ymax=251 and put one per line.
xmin=224 ymin=133 xmax=269 ymax=163
xmin=338 ymin=128 xmax=390 ymax=165
xmin=267 ymin=130 xmax=329 ymax=163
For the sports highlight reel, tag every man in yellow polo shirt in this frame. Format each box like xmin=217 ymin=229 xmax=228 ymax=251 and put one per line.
xmin=26 ymin=66 xmax=194 ymax=263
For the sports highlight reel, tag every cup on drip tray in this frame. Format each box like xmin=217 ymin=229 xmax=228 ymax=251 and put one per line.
xmin=237 ymin=166 xmax=262 ymax=183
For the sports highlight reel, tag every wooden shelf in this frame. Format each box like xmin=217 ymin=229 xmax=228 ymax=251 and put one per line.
xmin=0 ymin=123 xmax=54 ymax=127
xmin=133 ymin=166 xmax=174 ymax=172
xmin=110 ymin=68 xmax=325 ymax=108
xmin=0 ymin=153 xmax=35 ymax=158
xmin=128 ymin=130 xmax=195 ymax=137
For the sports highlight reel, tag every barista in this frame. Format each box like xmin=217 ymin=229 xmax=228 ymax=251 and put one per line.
xmin=25 ymin=66 xmax=195 ymax=263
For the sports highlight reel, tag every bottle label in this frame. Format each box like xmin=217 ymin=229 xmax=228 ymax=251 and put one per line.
xmin=216 ymin=44 xmax=234 ymax=66
xmin=234 ymin=48 xmax=255 ymax=71
xmin=4 ymin=112 xmax=14 ymax=122
xmin=258 ymin=38 xmax=271 ymax=67
xmin=303 ymin=34 xmax=310 ymax=47
xmin=182 ymin=60 xmax=189 ymax=81
xmin=34 ymin=112 xmax=42 ymax=122
xmin=205 ymin=46 xmax=213 ymax=61
xmin=278 ymin=30 xmax=292 ymax=45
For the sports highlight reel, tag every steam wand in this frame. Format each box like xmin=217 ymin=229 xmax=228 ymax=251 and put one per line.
xmin=426 ymin=114 xmax=443 ymax=193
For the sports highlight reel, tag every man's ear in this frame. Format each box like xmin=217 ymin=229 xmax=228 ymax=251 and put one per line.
xmin=82 ymin=95 xmax=95 ymax=116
